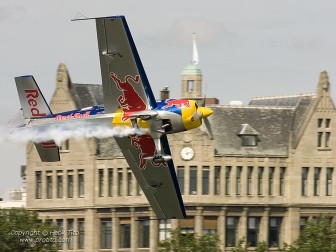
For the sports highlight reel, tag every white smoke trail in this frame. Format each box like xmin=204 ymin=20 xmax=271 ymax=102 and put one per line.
xmin=1 ymin=121 xmax=147 ymax=147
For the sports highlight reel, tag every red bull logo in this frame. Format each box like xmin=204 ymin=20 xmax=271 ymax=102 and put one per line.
xmin=162 ymin=99 xmax=191 ymax=109
xmin=110 ymin=73 xmax=147 ymax=121
xmin=24 ymin=89 xmax=46 ymax=117
xmin=130 ymin=135 xmax=166 ymax=170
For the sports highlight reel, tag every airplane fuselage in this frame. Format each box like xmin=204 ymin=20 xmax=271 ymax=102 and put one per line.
xmin=24 ymin=99 xmax=212 ymax=136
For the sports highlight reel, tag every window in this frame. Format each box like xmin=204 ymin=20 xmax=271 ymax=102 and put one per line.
xmin=78 ymin=219 xmax=85 ymax=249
xmin=326 ymin=132 xmax=331 ymax=147
xmin=318 ymin=132 xmax=323 ymax=147
xmin=258 ymin=167 xmax=264 ymax=195
xmin=239 ymin=124 xmax=260 ymax=146
xmin=36 ymin=171 xmax=42 ymax=199
xmin=59 ymin=140 xmax=69 ymax=151
xmin=179 ymin=217 xmax=194 ymax=234
xmin=242 ymin=135 xmax=258 ymax=146
xmin=127 ymin=170 xmax=132 ymax=196
xmin=318 ymin=118 xmax=323 ymax=128
xmin=78 ymin=170 xmax=84 ymax=198
xmin=327 ymin=167 xmax=333 ymax=196
xmin=118 ymin=169 xmax=123 ymax=196
xmin=203 ymin=216 xmax=217 ymax=234
xmin=226 ymin=217 xmax=239 ymax=247
xmin=269 ymin=167 xmax=274 ymax=195
xmin=225 ymin=166 xmax=231 ymax=195
xmin=214 ymin=166 xmax=221 ymax=195
xmin=101 ymin=218 xmax=112 ymax=249
xmin=318 ymin=119 xmax=332 ymax=148
xmin=236 ymin=166 xmax=242 ymax=195
xmin=177 ymin=166 xmax=184 ymax=195
xmin=98 ymin=169 xmax=104 ymax=197
xmin=67 ymin=219 xmax=74 ymax=250
xmin=300 ymin=217 xmax=308 ymax=232
xmin=202 ymin=166 xmax=209 ymax=195
xmin=137 ymin=182 xmax=143 ymax=195
xmin=67 ymin=171 xmax=73 ymax=198
xmin=120 ymin=219 xmax=131 ymax=248
xmin=138 ymin=218 xmax=150 ymax=248
xmin=108 ymin=168 xmax=113 ymax=197
xmin=314 ymin=167 xmax=321 ymax=196
xmin=57 ymin=171 xmax=63 ymax=198
xmin=159 ymin=219 xmax=171 ymax=241
xmin=302 ymin=167 xmax=309 ymax=196
xmin=190 ymin=166 xmax=197 ymax=195
xmin=247 ymin=217 xmax=260 ymax=247
xmin=56 ymin=219 xmax=64 ymax=249
xmin=187 ymin=80 xmax=194 ymax=92
xmin=279 ymin=167 xmax=285 ymax=196
xmin=46 ymin=172 xmax=52 ymax=199
xmin=269 ymin=217 xmax=282 ymax=247
xmin=247 ymin=166 xmax=253 ymax=195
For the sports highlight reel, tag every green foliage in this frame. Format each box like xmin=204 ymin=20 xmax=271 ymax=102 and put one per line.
xmin=158 ymin=228 xmax=221 ymax=252
xmin=0 ymin=208 xmax=59 ymax=252
xmin=231 ymin=238 xmax=267 ymax=252
xmin=231 ymin=238 xmax=248 ymax=252
xmin=285 ymin=216 xmax=336 ymax=252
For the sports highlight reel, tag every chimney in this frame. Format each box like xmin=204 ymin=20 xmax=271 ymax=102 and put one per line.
xmin=160 ymin=86 xmax=170 ymax=100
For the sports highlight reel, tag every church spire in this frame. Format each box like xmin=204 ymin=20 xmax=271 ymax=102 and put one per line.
xmin=191 ymin=33 xmax=199 ymax=65
xmin=181 ymin=34 xmax=202 ymax=99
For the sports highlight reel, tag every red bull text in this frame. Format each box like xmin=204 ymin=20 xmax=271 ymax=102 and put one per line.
xmin=24 ymin=89 xmax=46 ymax=117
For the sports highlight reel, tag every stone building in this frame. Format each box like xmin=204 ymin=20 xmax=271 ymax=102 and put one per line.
xmin=25 ymin=59 xmax=336 ymax=251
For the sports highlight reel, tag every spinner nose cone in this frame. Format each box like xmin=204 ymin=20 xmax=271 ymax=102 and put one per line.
xmin=198 ymin=107 xmax=213 ymax=118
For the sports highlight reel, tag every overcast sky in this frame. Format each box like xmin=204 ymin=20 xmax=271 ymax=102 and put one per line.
xmin=1 ymin=0 xmax=336 ymax=197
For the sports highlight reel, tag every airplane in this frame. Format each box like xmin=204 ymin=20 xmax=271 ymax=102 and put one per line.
xmin=13 ymin=16 xmax=213 ymax=219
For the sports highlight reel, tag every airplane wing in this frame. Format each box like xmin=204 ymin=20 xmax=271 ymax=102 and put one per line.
xmin=95 ymin=16 xmax=186 ymax=219
xmin=95 ymin=16 xmax=157 ymax=114
xmin=115 ymin=134 xmax=186 ymax=219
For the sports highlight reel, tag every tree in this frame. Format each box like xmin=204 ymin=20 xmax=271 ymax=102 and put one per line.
xmin=158 ymin=228 xmax=221 ymax=252
xmin=285 ymin=216 xmax=336 ymax=252
xmin=231 ymin=238 xmax=267 ymax=252
xmin=0 ymin=208 xmax=59 ymax=252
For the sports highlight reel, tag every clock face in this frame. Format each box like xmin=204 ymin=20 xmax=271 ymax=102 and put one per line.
xmin=180 ymin=147 xmax=195 ymax=161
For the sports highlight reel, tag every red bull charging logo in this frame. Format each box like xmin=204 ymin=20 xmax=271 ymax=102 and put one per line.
xmin=110 ymin=72 xmax=147 ymax=121
xmin=130 ymin=135 xmax=166 ymax=170
xmin=162 ymin=99 xmax=191 ymax=109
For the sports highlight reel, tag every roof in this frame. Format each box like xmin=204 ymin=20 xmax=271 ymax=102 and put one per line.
xmin=205 ymin=93 xmax=317 ymax=157
xmin=68 ymin=82 xmax=317 ymax=157
xmin=70 ymin=83 xmax=104 ymax=108
xmin=181 ymin=63 xmax=202 ymax=76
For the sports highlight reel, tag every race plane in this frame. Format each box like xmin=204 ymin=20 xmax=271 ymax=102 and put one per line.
xmin=14 ymin=16 xmax=213 ymax=219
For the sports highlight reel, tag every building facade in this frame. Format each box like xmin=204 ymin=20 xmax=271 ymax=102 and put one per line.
xmin=25 ymin=62 xmax=336 ymax=251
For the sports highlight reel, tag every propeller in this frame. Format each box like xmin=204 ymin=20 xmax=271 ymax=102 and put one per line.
xmin=193 ymin=96 xmax=214 ymax=139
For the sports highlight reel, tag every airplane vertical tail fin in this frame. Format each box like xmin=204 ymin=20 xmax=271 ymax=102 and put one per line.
xmin=15 ymin=75 xmax=53 ymax=119
xmin=15 ymin=75 xmax=59 ymax=162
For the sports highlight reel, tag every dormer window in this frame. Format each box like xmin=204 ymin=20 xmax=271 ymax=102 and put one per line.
xmin=242 ymin=135 xmax=258 ymax=146
xmin=238 ymin=124 xmax=260 ymax=147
